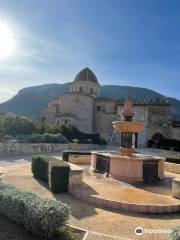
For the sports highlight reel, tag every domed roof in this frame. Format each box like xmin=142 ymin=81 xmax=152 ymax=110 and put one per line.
xmin=74 ymin=67 xmax=98 ymax=83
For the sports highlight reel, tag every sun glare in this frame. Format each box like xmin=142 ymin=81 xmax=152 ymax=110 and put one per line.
xmin=0 ymin=22 xmax=15 ymax=58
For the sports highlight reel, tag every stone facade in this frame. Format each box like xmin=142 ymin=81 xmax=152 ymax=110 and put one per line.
xmin=172 ymin=121 xmax=180 ymax=140
xmin=116 ymin=104 xmax=172 ymax=146
xmin=38 ymin=67 xmax=177 ymax=147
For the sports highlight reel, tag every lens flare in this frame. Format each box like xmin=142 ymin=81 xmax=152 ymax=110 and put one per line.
xmin=0 ymin=22 xmax=15 ymax=58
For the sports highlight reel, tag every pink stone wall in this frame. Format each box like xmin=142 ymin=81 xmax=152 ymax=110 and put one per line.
xmin=158 ymin=159 xmax=165 ymax=179
xmin=109 ymin=157 xmax=143 ymax=182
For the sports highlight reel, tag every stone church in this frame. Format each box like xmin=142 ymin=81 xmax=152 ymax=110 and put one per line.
xmin=38 ymin=67 xmax=176 ymax=146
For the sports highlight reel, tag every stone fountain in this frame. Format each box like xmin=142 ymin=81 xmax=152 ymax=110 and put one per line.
xmin=91 ymin=99 xmax=165 ymax=183
xmin=113 ymin=98 xmax=144 ymax=157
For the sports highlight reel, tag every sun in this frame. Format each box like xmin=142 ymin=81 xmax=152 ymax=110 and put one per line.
xmin=0 ymin=22 xmax=15 ymax=58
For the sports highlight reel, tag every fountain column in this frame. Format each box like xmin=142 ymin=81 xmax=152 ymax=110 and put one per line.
xmin=119 ymin=99 xmax=135 ymax=156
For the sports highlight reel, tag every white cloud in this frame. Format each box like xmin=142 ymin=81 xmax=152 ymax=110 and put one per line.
xmin=0 ymin=88 xmax=15 ymax=103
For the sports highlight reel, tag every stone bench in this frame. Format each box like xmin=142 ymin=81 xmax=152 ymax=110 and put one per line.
xmin=69 ymin=163 xmax=83 ymax=187
xmin=172 ymin=178 xmax=180 ymax=199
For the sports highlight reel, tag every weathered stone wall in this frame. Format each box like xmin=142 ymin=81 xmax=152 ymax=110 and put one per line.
xmin=172 ymin=127 xmax=180 ymax=140
xmin=147 ymin=105 xmax=172 ymax=140
xmin=70 ymin=80 xmax=101 ymax=98
xmin=37 ymin=106 xmax=57 ymax=124
xmin=58 ymin=93 xmax=95 ymax=133
xmin=94 ymin=99 xmax=117 ymax=142
xmin=38 ymin=93 xmax=95 ymax=134
xmin=116 ymin=104 xmax=172 ymax=147
xmin=0 ymin=143 xmax=101 ymax=156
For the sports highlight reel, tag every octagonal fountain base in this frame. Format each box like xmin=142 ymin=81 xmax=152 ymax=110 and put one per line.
xmin=68 ymin=168 xmax=180 ymax=213
xmin=91 ymin=151 xmax=165 ymax=183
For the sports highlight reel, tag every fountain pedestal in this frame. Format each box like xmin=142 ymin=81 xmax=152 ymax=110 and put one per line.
xmin=120 ymin=147 xmax=134 ymax=157
xmin=91 ymin=152 xmax=165 ymax=183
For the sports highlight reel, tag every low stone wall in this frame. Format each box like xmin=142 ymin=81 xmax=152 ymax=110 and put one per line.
xmin=69 ymin=163 xmax=83 ymax=187
xmin=165 ymin=162 xmax=180 ymax=174
xmin=147 ymin=148 xmax=180 ymax=159
xmin=69 ymin=155 xmax=91 ymax=164
xmin=172 ymin=178 xmax=180 ymax=199
xmin=0 ymin=143 xmax=102 ymax=156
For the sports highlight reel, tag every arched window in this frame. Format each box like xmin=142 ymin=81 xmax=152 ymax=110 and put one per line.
xmin=151 ymin=133 xmax=164 ymax=141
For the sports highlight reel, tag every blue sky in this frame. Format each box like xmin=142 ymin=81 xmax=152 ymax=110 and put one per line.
xmin=0 ymin=0 xmax=180 ymax=102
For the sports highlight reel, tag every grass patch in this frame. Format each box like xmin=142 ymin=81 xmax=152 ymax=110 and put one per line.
xmin=0 ymin=214 xmax=85 ymax=240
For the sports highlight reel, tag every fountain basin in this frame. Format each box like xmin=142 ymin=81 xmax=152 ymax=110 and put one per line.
xmin=112 ymin=121 xmax=144 ymax=133
xmin=91 ymin=151 xmax=165 ymax=183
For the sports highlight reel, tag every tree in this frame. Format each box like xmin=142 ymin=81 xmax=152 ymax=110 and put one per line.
xmin=3 ymin=116 xmax=35 ymax=136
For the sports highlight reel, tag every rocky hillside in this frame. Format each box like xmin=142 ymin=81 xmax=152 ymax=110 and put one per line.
xmin=0 ymin=83 xmax=179 ymax=120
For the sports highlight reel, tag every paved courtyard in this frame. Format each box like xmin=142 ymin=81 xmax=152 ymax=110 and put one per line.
xmin=0 ymin=155 xmax=179 ymax=240
xmin=0 ymin=153 xmax=61 ymax=172
xmin=78 ymin=167 xmax=180 ymax=205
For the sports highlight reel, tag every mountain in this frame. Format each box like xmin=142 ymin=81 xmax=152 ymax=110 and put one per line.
xmin=100 ymin=85 xmax=166 ymax=100
xmin=0 ymin=83 xmax=179 ymax=120
xmin=0 ymin=83 xmax=70 ymax=120
xmin=169 ymin=98 xmax=180 ymax=121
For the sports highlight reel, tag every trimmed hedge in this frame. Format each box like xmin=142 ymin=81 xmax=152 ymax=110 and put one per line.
xmin=32 ymin=155 xmax=70 ymax=193
xmin=32 ymin=155 xmax=50 ymax=181
xmin=0 ymin=181 xmax=70 ymax=239
xmin=49 ymin=160 xmax=70 ymax=193
xmin=30 ymin=133 xmax=69 ymax=143
xmin=166 ymin=158 xmax=180 ymax=164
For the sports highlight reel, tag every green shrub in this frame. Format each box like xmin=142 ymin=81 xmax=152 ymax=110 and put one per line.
xmin=16 ymin=134 xmax=31 ymax=143
xmin=48 ymin=160 xmax=70 ymax=193
xmin=30 ymin=133 xmax=69 ymax=143
xmin=1 ymin=134 xmax=15 ymax=142
xmin=32 ymin=155 xmax=51 ymax=182
xmin=32 ymin=155 xmax=70 ymax=193
xmin=53 ymin=133 xmax=69 ymax=143
xmin=169 ymin=225 xmax=180 ymax=240
xmin=30 ymin=134 xmax=45 ymax=143
xmin=166 ymin=158 xmax=180 ymax=164
xmin=44 ymin=133 xmax=67 ymax=143
xmin=0 ymin=181 xmax=70 ymax=239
